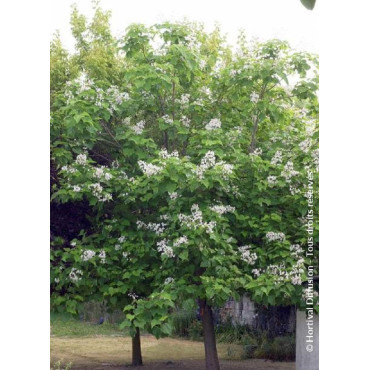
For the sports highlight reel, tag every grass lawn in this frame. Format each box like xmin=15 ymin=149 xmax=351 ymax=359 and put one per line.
xmin=51 ymin=313 xmax=295 ymax=370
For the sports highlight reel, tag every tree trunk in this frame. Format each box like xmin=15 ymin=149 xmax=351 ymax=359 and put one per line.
xmin=132 ymin=327 xmax=143 ymax=366
xmin=199 ymin=299 xmax=220 ymax=370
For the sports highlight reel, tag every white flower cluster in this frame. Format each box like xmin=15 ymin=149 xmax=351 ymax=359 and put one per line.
xmin=266 ymin=232 xmax=286 ymax=242
xmin=115 ymin=244 xmax=122 ymax=251
xmin=88 ymin=183 xmax=112 ymax=202
xmin=205 ymin=118 xmax=221 ymax=131
xmin=267 ymin=176 xmax=277 ymax=185
xmin=98 ymin=250 xmax=106 ymax=263
xmin=73 ymin=185 xmax=81 ymax=192
xmin=131 ymin=120 xmax=145 ymax=135
xmin=61 ymin=165 xmax=77 ymax=174
xmin=193 ymin=151 xmax=216 ymax=179
xmin=157 ymin=239 xmax=175 ymax=258
xmin=178 ymin=204 xmax=217 ymax=234
xmin=299 ymin=139 xmax=312 ymax=153
xmin=81 ymin=249 xmax=95 ymax=261
xmin=177 ymin=94 xmax=190 ymax=105
xmin=238 ymin=245 xmax=257 ymax=265
xmin=74 ymin=72 xmax=93 ymax=94
xmin=289 ymin=185 xmax=299 ymax=195
xmin=128 ymin=292 xmax=138 ymax=300
xmin=281 ymin=161 xmax=299 ymax=183
xmin=118 ymin=236 xmax=126 ymax=243
xmin=252 ymin=268 xmax=262 ymax=277
xmin=271 ymin=150 xmax=283 ymax=165
xmin=159 ymin=149 xmax=179 ymax=160
xmin=250 ymin=148 xmax=263 ymax=157
xmin=76 ymin=153 xmax=87 ymax=166
xmin=122 ymin=251 xmax=129 ymax=258
xmin=173 ymin=235 xmax=188 ymax=247
xmin=162 ymin=115 xmax=174 ymax=125
xmin=138 ymin=160 xmax=163 ymax=177
xmin=136 ymin=220 xmax=166 ymax=235
xmin=164 ymin=277 xmax=174 ymax=285
xmin=69 ymin=268 xmax=83 ymax=282
xmin=180 ymin=116 xmax=191 ymax=127
xmin=90 ymin=183 xmax=103 ymax=196
xmin=312 ymin=149 xmax=319 ymax=171
xmin=264 ymin=242 xmax=306 ymax=285
xmin=169 ymin=192 xmax=178 ymax=200
xmin=209 ymin=204 xmax=235 ymax=215
xmin=290 ymin=244 xmax=304 ymax=258
xmin=106 ymin=86 xmax=130 ymax=105
xmin=93 ymin=166 xmax=112 ymax=181
xmin=250 ymin=91 xmax=259 ymax=103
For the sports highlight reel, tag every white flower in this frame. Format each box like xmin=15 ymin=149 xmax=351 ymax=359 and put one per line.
xmin=98 ymin=250 xmax=106 ymax=263
xmin=164 ymin=277 xmax=174 ymax=285
xmin=250 ymin=147 xmax=263 ymax=156
xmin=238 ymin=245 xmax=257 ymax=265
xmin=100 ymin=193 xmax=112 ymax=202
xmin=173 ymin=236 xmax=188 ymax=247
xmin=90 ymin=183 xmax=103 ymax=195
xmin=178 ymin=94 xmax=190 ymax=105
xmin=180 ymin=116 xmax=191 ymax=127
xmin=136 ymin=220 xmax=166 ymax=235
xmin=281 ymin=161 xmax=299 ymax=183
xmin=271 ymin=150 xmax=283 ymax=165
xmin=128 ymin=292 xmax=138 ymax=300
xmin=250 ymin=92 xmax=259 ymax=103
xmin=70 ymin=241 xmax=77 ymax=247
xmin=54 ymin=278 xmax=60 ymax=283
xmin=205 ymin=118 xmax=221 ymax=130
xmin=162 ymin=115 xmax=174 ymax=125
xmin=81 ymin=249 xmax=96 ymax=261
xmin=252 ymin=269 xmax=261 ymax=277
xmin=299 ymin=139 xmax=311 ymax=153
xmin=118 ymin=236 xmax=126 ymax=243
xmin=94 ymin=167 xmax=105 ymax=179
xmin=266 ymin=232 xmax=286 ymax=242
xmin=104 ymin=173 xmax=112 ymax=180
xmin=76 ymin=153 xmax=87 ymax=165
xmin=157 ymin=239 xmax=175 ymax=258
xmin=159 ymin=149 xmax=179 ymax=160
xmin=169 ymin=192 xmax=178 ymax=200
xmin=209 ymin=204 xmax=235 ymax=215
xmin=267 ymin=176 xmax=277 ymax=185
xmin=138 ymin=160 xmax=163 ymax=177
xmin=69 ymin=267 xmax=83 ymax=282
xmin=122 ymin=251 xmax=129 ymax=258
xmin=131 ymin=120 xmax=145 ymax=135
xmin=73 ymin=185 xmax=81 ymax=192
xmin=115 ymin=244 xmax=122 ymax=251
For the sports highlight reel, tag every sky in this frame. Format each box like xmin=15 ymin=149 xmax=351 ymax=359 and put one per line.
xmin=50 ymin=0 xmax=319 ymax=53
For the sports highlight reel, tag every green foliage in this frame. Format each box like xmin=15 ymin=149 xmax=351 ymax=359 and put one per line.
xmin=51 ymin=359 xmax=73 ymax=370
xmin=252 ymin=335 xmax=295 ymax=361
xmin=170 ymin=309 xmax=197 ymax=337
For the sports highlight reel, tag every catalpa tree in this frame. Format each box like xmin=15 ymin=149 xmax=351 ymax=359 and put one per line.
xmin=51 ymin=5 xmax=318 ymax=369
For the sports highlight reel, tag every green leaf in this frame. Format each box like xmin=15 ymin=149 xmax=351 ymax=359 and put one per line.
xmin=300 ymin=0 xmax=316 ymax=10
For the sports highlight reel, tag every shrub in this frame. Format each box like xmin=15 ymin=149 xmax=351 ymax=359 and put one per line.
xmin=170 ymin=309 xmax=197 ymax=337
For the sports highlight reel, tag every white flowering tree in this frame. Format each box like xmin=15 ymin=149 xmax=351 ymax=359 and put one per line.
xmin=51 ymin=5 xmax=318 ymax=369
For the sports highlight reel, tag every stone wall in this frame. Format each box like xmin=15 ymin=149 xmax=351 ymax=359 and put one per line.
xmin=220 ymin=294 xmax=296 ymax=334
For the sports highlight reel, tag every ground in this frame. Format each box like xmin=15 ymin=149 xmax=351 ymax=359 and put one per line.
xmin=51 ymin=335 xmax=295 ymax=370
